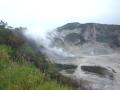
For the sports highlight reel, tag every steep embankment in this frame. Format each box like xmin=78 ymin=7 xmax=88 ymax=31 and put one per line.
xmin=0 ymin=23 xmax=75 ymax=90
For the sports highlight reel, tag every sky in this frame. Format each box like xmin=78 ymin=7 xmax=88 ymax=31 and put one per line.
xmin=0 ymin=0 xmax=120 ymax=30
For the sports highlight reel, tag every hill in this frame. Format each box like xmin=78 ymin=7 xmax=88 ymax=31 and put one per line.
xmin=48 ymin=22 xmax=120 ymax=90
xmin=51 ymin=22 xmax=120 ymax=56
xmin=0 ymin=21 xmax=76 ymax=90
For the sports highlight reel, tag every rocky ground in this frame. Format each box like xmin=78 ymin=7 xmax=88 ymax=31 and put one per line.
xmin=46 ymin=22 xmax=120 ymax=90
xmin=49 ymin=53 xmax=120 ymax=90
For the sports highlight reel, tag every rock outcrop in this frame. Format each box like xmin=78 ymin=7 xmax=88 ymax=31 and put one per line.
xmin=50 ymin=22 xmax=120 ymax=56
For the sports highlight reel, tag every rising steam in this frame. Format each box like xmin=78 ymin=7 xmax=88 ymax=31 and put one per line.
xmin=24 ymin=26 xmax=74 ymax=57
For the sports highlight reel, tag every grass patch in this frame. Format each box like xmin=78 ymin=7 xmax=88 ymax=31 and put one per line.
xmin=0 ymin=45 xmax=74 ymax=90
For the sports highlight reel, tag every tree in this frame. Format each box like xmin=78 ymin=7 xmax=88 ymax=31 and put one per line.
xmin=0 ymin=20 xmax=8 ymax=29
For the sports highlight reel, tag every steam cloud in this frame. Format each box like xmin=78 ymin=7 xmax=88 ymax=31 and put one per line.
xmin=24 ymin=26 xmax=74 ymax=57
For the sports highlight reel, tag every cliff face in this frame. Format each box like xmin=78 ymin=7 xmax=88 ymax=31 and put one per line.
xmin=51 ymin=22 xmax=120 ymax=55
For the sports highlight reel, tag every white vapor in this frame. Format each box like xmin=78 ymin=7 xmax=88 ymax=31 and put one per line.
xmin=24 ymin=26 xmax=75 ymax=57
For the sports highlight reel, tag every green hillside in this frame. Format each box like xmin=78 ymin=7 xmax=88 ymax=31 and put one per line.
xmin=0 ymin=21 xmax=77 ymax=90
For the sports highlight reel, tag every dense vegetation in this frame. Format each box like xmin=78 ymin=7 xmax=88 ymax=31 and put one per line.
xmin=0 ymin=44 xmax=74 ymax=90
xmin=0 ymin=21 xmax=77 ymax=90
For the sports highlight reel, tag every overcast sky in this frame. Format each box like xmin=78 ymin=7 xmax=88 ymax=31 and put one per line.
xmin=0 ymin=0 xmax=120 ymax=30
